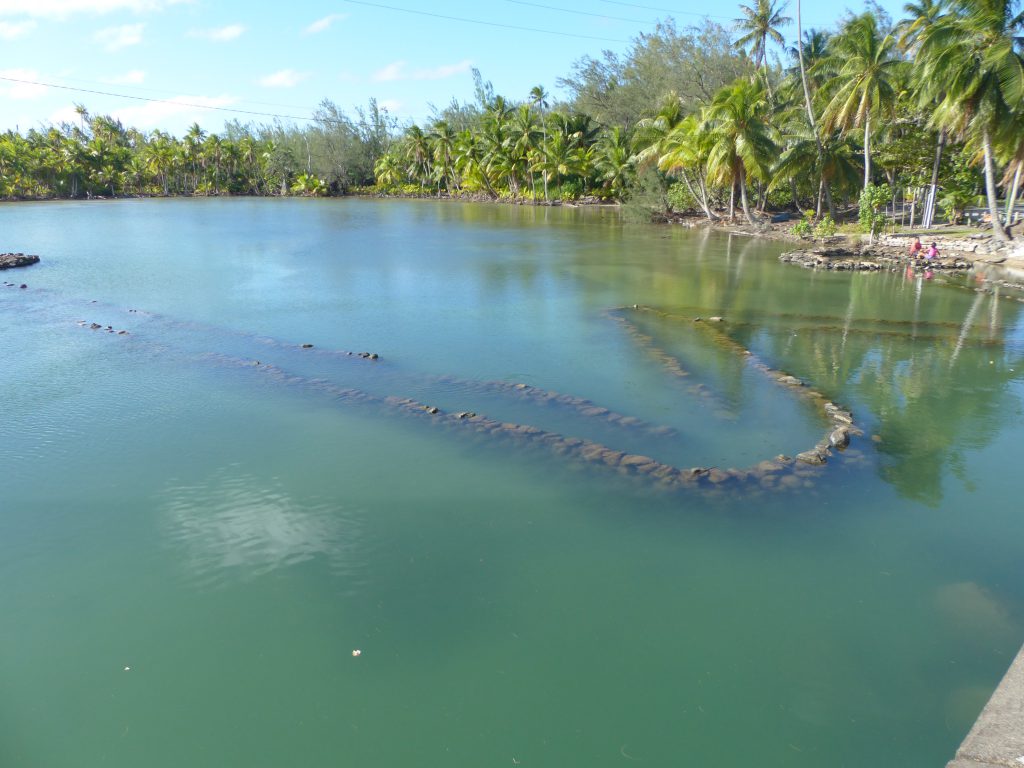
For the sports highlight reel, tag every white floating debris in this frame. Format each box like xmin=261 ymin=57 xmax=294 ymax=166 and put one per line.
xmin=351 ymin=649 xmax=362 ymax=657
xmin=124 ymin=666 xmax=131 ymax=671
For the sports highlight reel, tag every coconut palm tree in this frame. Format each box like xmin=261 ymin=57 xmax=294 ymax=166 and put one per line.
xmin=703 ymin=78 xmax=777 ymax=224
xmin=632 ymin=93 xmax=686 ymax=169
xmin=529 ymin=85 xmax=550 ymax=201
xmin=915 ymin=0 xmax=1024 ymax=240
xmin=658 ymin=114 xmax=720 ymax=220
xmin=595 ymin=126 xmax=633 ymax=198
xmin=429 ymin=119 xmax=458 ymax=194
xmin=734 ymin=0 xmax=792 ymax=98
xmin=818 ymin=12 xmax=903 ymax=192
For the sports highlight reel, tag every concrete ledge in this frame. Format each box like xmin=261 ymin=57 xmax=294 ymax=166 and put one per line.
xmin=947 ymin=645 xmax=1024 ymax=768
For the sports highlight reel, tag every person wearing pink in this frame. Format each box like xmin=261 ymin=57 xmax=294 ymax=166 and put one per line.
xmin=909 ymin=237 xmax=923 ymax=257
xmin=926 ymin=242 xmax=939 ymax=259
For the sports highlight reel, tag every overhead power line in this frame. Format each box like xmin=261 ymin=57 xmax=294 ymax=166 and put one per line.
xmin=595 ymin=0 xmax=730 ymax=20
xmin=503 ymin=0 xmax=653 ymax=24
xmin=0 ymin=75 xmax=323 ymax=125
xmin=336 ymin=0 xmax=631 ymax=42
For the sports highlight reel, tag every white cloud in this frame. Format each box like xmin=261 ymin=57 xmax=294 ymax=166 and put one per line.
xmin=257 ymin=69 xmax=308 ymax=88
xmin=371 ymin=60 xmax=405 ymax=82
xmin=188 ymin=23 xmax=244 ymax=42
xmin=0 ymin=0 xmax=189 ymax=18
xmin=371 ymin=59 xmax=473 ymax=83
xmin=0 ymin=19 xmax=35 ymax=38
xmin=0 ymin=68 xmax=47 ymax=99
xmin=304 ymin=13 xmax=346 ymax=34
xmin=94 ymin=23 xmax=144 ymax=51
xmin=413 ymin=59 xmax=473 ymax=80
xmin=103 ymin=69 xmax=146 ymax=84
xmin=109 ymin=93 xmax=235 ymax=130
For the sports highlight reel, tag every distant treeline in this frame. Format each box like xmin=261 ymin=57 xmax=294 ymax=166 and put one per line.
xmin=1 ymin=3 xmax=1022 ymax=239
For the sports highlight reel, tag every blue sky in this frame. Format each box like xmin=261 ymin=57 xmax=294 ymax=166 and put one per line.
xmin=0 ymin=0 xmax=907 ymax=136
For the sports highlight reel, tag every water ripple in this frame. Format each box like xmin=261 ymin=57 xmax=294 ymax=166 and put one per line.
xmin=158 ymin=467 xmax=366 ymax=588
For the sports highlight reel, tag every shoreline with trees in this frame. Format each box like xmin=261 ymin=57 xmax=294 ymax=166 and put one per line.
xmin=1 ymin=2 xmax=1021 ymax=250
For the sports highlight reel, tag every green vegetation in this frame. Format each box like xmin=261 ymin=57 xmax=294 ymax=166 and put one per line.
xmin=1 ymin=1 xmax=1022 ymax=240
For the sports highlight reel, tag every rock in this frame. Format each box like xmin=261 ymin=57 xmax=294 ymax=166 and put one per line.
xmin=301 ymin=343 xmax=314 ymax=349
xmin=829 ymin=428 xmax=850 ymax=449
xmin=599 ymin=449 xmax=625 ymax=466
xmin=796 ymin=449 xmax=827 ymax=466
xmin=620 ymin=454 xmax=656 ymax=469
xmin=708 ymin=316 xmax=724 ymax=322
xmin=0 ymin=253 xmax=40 ymax=270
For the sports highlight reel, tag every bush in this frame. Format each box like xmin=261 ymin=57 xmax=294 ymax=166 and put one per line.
xmin=814 ymin=214 xmax=837 ymax=238
xmin=560 ymin=179 xmax=583 ymax=200
xmin=667 ymin=181 xmax=696 ymax=212
xmin=791 ymin=211 xmax=815 ymax=238
xmin=859 ymin=183 xmax=892 ymax=240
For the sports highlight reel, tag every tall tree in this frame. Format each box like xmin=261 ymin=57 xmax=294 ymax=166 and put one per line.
xmin=734 ymin=0 xmax=792 ymax=98
xmin=529 ymin=85 xmax=550 ymax=201
xmin=819 ymin=12 xmax=902 ymax=191
xmin=916 ymin=0 xmax=1024 ymax=240
xmin=704 ymin=78 xmax=776 ymax=224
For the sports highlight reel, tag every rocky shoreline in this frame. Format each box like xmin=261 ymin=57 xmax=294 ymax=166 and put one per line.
xmin=777 ymin=231 xmax=1024 ymax=277
xmin=0 ymin=252 xmax=40 ymax=270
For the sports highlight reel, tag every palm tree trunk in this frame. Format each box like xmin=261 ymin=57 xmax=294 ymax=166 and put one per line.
xmin=791 ymin=178 xmax=804 ymax=213
xmin=796 ymin=0 xmax=833 ymax=213
xmin=541 ymin=124 xmax=549 ymax=202
xmin=739 ymin=169 xmax=755 ymax=225
xmin=1004 ymin=161 xmax=1021 ymax=225
xmin=924 ymin=130 xmax=946 ymax=228
xmin=680 ymin=169 xmax=718 ymax=221
xmin=863 ymin=113 xmax=871 ymax=191
xmin=982 ymin=127 xmax=1009 ymax=241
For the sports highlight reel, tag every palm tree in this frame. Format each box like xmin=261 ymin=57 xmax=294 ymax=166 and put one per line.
xmin=509 ymin=106 xmax=541 ymax=200
xmin=529 ymin=85 xmax=550 ymax=201
xmin=916 ymin=0 xmax=1024 ymax=240
xmin=595 ymin=126 xmax=633 ymax=198
xmin=898 ymin=0 xmax=947 ymax=50
xmin=818 ymin=12 xmax=902 ymax=192
xmin=900 ymin=0 xmax=949 ymax=228
xmin=429 ymin=119 xmax=458 ymax=194
xmin=792 ymin=2 xmax=835 ymax=214
xmin=632 ymin=94 xmax=686 ymax=169
xmin=703 ymin=78 xmax=776 ymax=224
xmin=373 ymin=153 xmax=403 ymax=190
xmin=403 ymin=125 xmax=432 ymax=187
xmin=734 ymin=0 xmax=792 ymax=98
xmin=658 ymin=114 xmax=720 ymax=220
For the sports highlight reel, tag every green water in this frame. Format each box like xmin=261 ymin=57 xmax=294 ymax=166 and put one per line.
xmin=2 ymin=198 xmax=1022 ymax=767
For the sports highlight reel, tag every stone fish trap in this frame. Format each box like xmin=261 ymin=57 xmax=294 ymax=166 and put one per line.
xmin=23 ymin=284 xmax=863 ymax=497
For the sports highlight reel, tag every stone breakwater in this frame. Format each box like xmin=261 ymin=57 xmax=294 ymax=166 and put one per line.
xmin=779 ymin=229 xmax=1024 ymax=274
xmin=780 ymin=246 xmax=972 ymax=272
xmin=0 ymin=253 xmax=40 ymax=270
xmin=56 ymin=286 xmax=864 ymax=496
xmin=626 ymin=306 xmax=863 ymax=469
xmin=604 ymin=309 xmax=736 ymax=418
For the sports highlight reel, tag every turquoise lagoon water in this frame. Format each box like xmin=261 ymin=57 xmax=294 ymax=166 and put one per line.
xmin=1 ymin=198 xmax=1022 ymax=767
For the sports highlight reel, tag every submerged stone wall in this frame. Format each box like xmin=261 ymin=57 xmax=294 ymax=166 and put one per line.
xmin=37 ymin=280 xmax=871 ymax=498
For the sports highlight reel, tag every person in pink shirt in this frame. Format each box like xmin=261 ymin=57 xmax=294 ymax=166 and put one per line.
xmin=926 ymin=242 xmax=939 ymax=259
